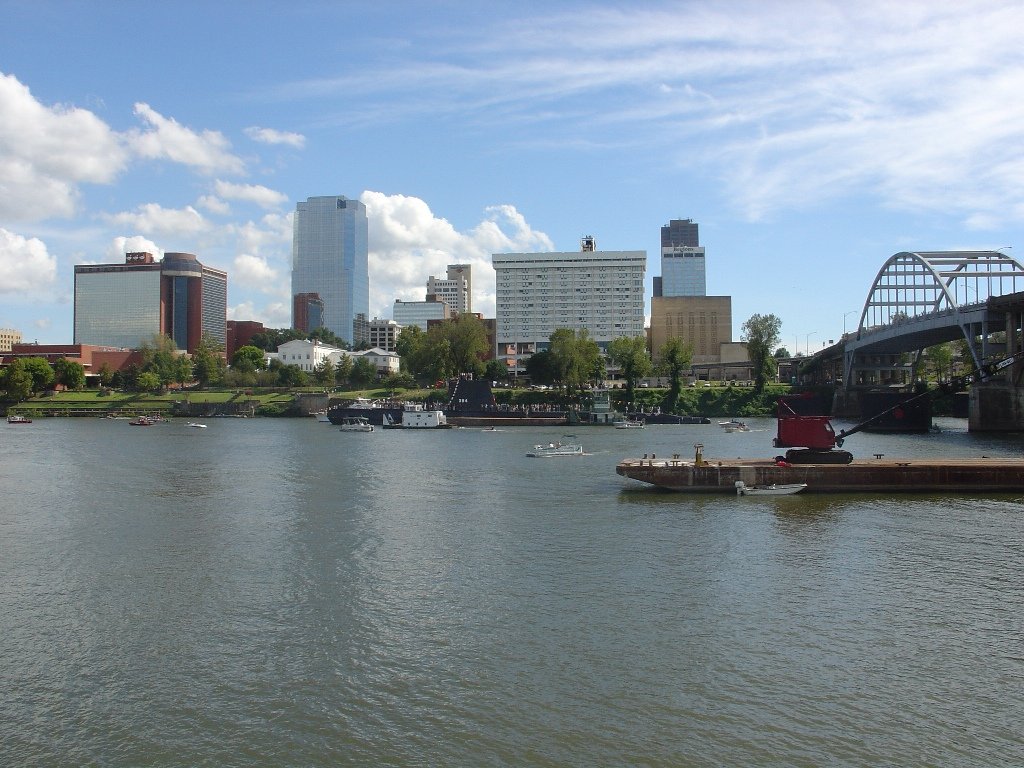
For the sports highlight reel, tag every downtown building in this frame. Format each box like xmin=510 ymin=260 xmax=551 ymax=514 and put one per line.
xmin=291 ymin=195 xmax=369 ymax=346
xmin=73 ymin=251 xmax=227 ymax=354
xmin=492 ymin=236 xmax=646 ymax=374
xmin=393 ymin=299 xmax=451 ymax=331
xmin=426 ymin=264 xmax=472 ymax=314
xmin=649 ymin=219 xmax=734 ymax=368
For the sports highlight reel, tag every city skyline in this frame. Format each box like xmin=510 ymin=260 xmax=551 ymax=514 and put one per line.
xmin=1 ymin=2 xmax=1022 ymax=356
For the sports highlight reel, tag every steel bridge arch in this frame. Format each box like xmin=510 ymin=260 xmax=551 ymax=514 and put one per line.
xmin=847 ymin=250 xmax=1024 ymax=385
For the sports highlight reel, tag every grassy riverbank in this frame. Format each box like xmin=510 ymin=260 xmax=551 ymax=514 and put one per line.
xmin=4 ymin=382 xmax=801 ymax=419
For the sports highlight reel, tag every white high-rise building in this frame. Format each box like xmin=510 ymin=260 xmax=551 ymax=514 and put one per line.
xmin=492 ymin=236 xmax=646 ymax=374
xmin=426 ymin=264 xmax=472 ymax=314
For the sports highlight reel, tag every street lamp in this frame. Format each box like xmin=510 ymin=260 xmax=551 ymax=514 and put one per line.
xmin=805 ymin=331 xmax=817 ymax=356
xmin=843 ymin=310 xmax=857 ymax=335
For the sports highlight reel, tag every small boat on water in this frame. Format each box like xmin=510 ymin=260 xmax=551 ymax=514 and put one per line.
xmin=382 ymin=403 xmax=451 ymax=429
xmin=613 ymin=418 xmax=645 ymax=429
xmin=340 ymin=416 xmax=374 ymax=432
xmin=129 ymin=416 xmax=153 ymax=426
xmin=7 ymin=414 xmax=32 ymax=424
xmin=186 ymin=422 xmax=207 ymax=429
xmin=526 ymin=441 xmax=584 ymax=458
xmin=735 ymin=481 xmax=807 ymax=496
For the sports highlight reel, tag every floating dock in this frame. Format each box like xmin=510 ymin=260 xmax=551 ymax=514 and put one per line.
xmin=616 ymin=455 xmax=1024 ymax=493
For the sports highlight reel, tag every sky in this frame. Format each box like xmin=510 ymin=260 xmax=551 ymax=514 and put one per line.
xmin=1 ymin=1 xmax=1022 ymax=355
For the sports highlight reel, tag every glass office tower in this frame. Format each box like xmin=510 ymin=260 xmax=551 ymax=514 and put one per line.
xmin=660 ymin=218 xmax=706 ymax=297
xmin=291 ymin=196 xmax=369 ymax=344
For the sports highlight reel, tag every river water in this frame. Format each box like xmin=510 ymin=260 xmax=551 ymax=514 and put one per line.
xmin=2 ymin=416 xmax=1022 ymax=766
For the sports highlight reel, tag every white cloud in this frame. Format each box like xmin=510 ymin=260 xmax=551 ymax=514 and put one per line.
xmin=104 ymin=204 xmax=209 ymax=237
xmin=282 ymin=3 xmax=1024 ymax=225
xmin=128 ymin=102 xmax=245 ymax=175
xmin=0 ymin=71 xmax=128 ymax=222
xmin=197 ymin=195 xmax=231 ymax=216
xmin=227 ymin=212 xmax=293 ymax=257
xmin=244 ymin=126 xmax=306 ymax=149
xmin=107 ymin=235 xmax=163 ymax=262
xmin=232 ymin=253 xmax=281 ymax=291
xmin=0 ymin=227 xmax=57 ymax=295
xmin=214 ymin=180 xmax=288 ymax=209
xmin=360 ymin=190 xmax=552 ymax=319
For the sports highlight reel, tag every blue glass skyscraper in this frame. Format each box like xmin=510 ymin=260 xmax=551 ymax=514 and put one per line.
xmin=291 ymin=195 xmax=369 ymax=344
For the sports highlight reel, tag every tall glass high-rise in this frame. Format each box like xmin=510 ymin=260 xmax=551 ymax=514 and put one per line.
xmin=291 ymin=195 xmax=369 ymax=344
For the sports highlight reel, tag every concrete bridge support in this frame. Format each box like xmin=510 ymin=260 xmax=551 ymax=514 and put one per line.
xmin=969 ymin=383 xmax=1024 ymax=432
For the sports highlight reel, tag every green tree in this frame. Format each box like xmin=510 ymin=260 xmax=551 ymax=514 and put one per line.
xmin=349 ymin=357 xmax=377 ymax=387
xmin=442 ymin=314 xmax=489 ymax=376
xmin=773 ymin=347 xmax=791 ymax=358
xmin=21 ymin=357 xmax=55 ymax=393
xmin=334 ymin=355 xmax=354 ymax=386
xmin=484 ymin=358 xmax=509 ymax=384
xmin=192 ymin=336 xmax=226 ymax=387
xmin=112 ymin=363 xmax=139 ymax=391
xmin=307 ymin=326 xmax=350 ymax=349
xmin=395 ymin=325 xmax=428 ymax=380
xmin=607 ymin=335 xmax=652 ymax=404
xmin=137 ymin=371 xmax=162 ymax=392
xmin=549 ymin=328 xmax=602 ymax=394
xmin=276 ymin=364 xmax=308 ymax=387
xmin=657 ymin=336 xmax=693 ymax=413
xmin=247 ymin=327 xmax=306 ymax=352
xmin=525 ymin=350 xmax=558 ymax=386
xmin=924 ymin=342 xmax=954 ymax=382
xmin=741 ymin=313 xmax=783 ymax=393
xmin=52 ymin=358 xmax=86 ymax=390
xmin=139 ymin=334 xmax=186 ymax=387
xmin=313 ymin=357 xmax=335 ymax=387
xmin=2 ymin=359 xmax=33 ymax=401
xmin=97 ymin=362 xmax=114 ymax=387
xmin=231 ymin=345 xmax=266 ymax=373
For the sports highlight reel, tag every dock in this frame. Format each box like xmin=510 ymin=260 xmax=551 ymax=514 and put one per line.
xmin=616 ymin=455 xmax=1024 ymax=493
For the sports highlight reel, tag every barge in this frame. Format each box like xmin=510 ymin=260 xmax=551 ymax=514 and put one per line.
xmin=616 ymin=450 xmax=1024 ymax=493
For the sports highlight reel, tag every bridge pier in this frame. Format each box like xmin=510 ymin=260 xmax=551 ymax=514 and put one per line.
xmin=969 ymin=383 xmax=1024 ymax=432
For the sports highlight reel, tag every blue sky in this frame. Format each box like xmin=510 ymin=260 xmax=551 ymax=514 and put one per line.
xmin=1 ymin=1 xmax=1022 ymax=354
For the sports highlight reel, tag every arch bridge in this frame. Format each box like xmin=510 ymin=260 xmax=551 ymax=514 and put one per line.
xmin=843 ymin=250 xmax=1024 ymax=390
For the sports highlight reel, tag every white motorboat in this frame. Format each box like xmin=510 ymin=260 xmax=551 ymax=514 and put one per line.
xmin=613 ymin=419 xmax=645 ymax=429
xmin=340 ymin=416 xmax=374 ymax=432
xmin=186 ymin=422 xmax=208 ymax=428
xmin=526 ymin=441 xmax=584 ymax=457
xmin=734 ymin=481 xmax=807 ymax=496
xmin=7 ymin=414 xmax=32 ymax=424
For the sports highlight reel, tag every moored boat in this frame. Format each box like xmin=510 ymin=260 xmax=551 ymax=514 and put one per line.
xmin=382 ymin=403 xmax=451 ymax=429
xmin=614 ymin=418 xmax=645 ymax=429
xmin=7 ymin=414 xmax=32 ymax=424
xmin=129 ymin=416 xmax=153 ymax=426
xmin=735 ymin=481 xmax=807 ymax=496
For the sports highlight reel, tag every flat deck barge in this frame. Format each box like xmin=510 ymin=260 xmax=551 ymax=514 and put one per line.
xmin=616 ymin=455 xmax=1024 ymax=493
